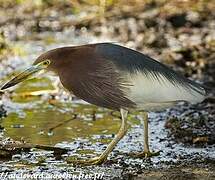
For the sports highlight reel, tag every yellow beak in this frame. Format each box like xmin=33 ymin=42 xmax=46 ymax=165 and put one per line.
xmin=1 ymin=62 xmax=48 ymax=90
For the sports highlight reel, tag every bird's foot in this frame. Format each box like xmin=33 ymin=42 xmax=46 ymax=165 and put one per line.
xmin=129 ymin=150 xmax=160 ymax=158
xmin=66 ymin=156 xmax=107 ymax=166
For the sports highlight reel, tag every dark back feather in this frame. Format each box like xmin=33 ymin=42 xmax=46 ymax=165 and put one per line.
xmin=95 ymin=43 xmax=205 ymax=96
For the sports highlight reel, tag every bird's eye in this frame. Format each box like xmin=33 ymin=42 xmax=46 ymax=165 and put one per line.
xmin=43 ymin=60 xmax=50 ymax=66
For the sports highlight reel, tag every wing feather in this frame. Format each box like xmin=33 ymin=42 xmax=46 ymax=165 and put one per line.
xmin=95 ymin=43 xmax=206 ymax=107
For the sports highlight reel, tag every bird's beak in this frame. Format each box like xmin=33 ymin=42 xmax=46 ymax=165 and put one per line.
xmin=1 ymin=61 xmax=49 ymax=90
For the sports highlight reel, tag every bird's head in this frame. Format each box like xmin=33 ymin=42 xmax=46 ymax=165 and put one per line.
xmin=1 ymin=58 xmax=52 ymax=90
xmin=1 ymin=46 xmax=83 ymax=90
xmin=0 ymin=44 xmax=67 ymax=90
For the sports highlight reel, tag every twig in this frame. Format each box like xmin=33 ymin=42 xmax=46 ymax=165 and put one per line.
xmin=0 ymin=143 xmax=69 ymax=159
xmin=48 ymin=114 xmax=77 ymax=133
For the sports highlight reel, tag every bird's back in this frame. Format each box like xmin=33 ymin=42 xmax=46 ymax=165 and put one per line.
xmin=94 ymin=43 xmax=205 ymax=110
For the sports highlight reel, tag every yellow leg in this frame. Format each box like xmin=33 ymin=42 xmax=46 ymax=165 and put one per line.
xmin=131 ymin=112 xmax=160 ymax=158
xmin=143 ymin=112 xmax=150 ymax=153
xmin=67 ymin=109 xmax=128 ymax=165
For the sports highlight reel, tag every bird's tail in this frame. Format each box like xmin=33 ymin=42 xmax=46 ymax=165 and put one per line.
xmin=185 ymin=79 xmax=206 ymax=104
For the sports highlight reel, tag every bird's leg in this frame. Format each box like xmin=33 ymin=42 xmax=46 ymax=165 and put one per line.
xmin=143 ymin=112 xmax=150 ymax=154
xmin=130 ymin=112 xmax=160 ymax=158
xmin=67 ymin=109 xmax=128 ymax=165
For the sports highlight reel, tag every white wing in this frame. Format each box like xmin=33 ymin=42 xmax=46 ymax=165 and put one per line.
xmin=125 ymin=71 xmax=205 ymax=111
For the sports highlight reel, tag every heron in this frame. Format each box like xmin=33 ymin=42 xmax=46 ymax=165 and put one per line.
xmin=1 ymin=43 xmax=206 ymax=165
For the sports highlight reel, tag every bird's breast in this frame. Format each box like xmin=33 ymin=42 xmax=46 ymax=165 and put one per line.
xmin=58 ymin=58 xmax=136 ymax=110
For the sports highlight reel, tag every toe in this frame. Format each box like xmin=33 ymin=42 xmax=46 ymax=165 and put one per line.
xmin=67 ymin=156 xmax=106 ymax=166
xmin=129 ymin=150 xmax=160 ymax=158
